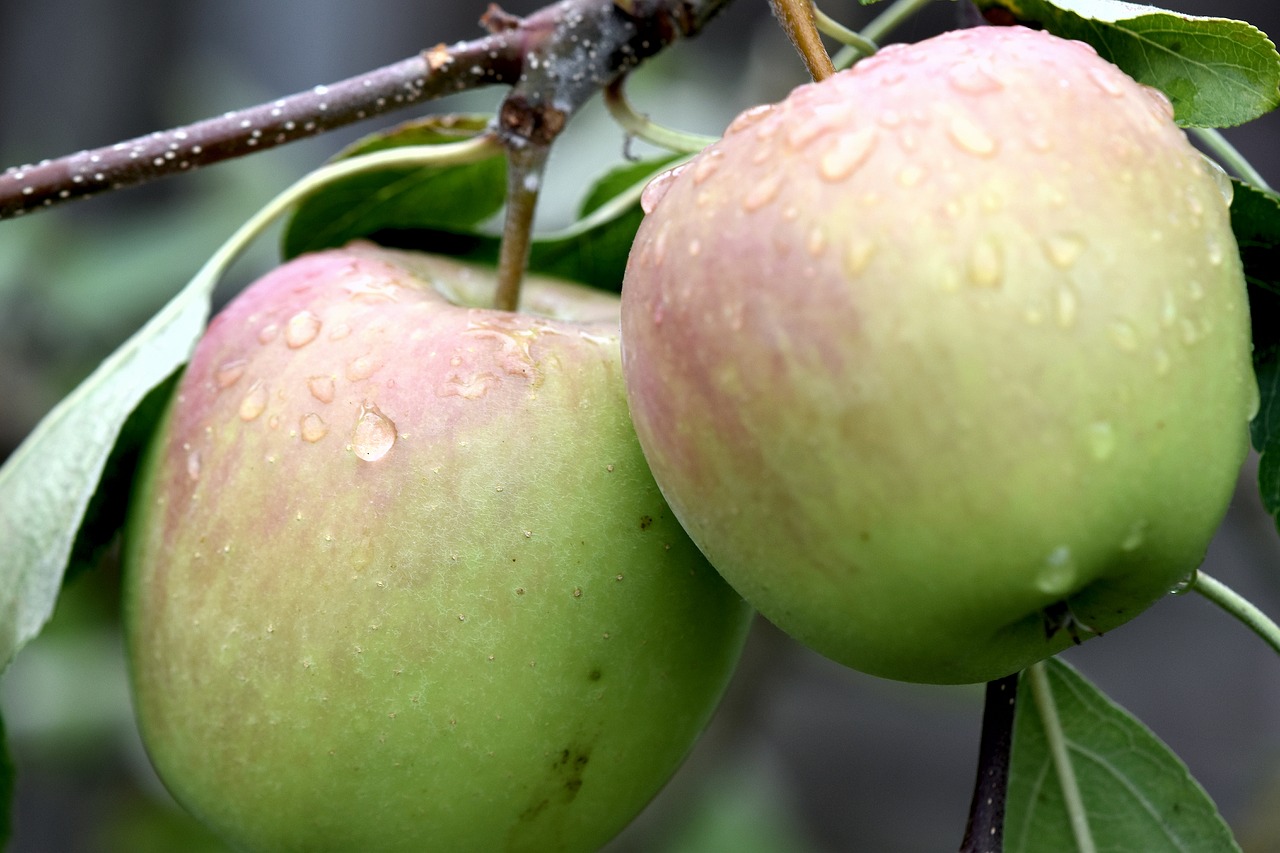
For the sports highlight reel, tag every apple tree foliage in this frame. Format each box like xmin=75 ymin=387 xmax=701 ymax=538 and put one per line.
xmin=1 ymin=0 xmax=1280 ymax=849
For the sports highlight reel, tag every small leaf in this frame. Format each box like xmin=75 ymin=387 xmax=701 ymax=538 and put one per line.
xmin=1236 ymin=181 xmax=1280 ymax=525
xmin=1005 ymin=659 xmax=1240 ymax=852
xmin=281 ymin=115 xmax=507 ymax=258
xmin=973 ymin=0 xmax=1280 ymax=127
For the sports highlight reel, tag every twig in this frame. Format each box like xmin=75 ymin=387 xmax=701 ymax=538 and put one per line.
xmin=770 ymin=0 xmax=837 ymax=81
xmin=0 ymin=0 xmax=734 ymax=222
xmin=959 ymin=673 xmax=1019 ymax=853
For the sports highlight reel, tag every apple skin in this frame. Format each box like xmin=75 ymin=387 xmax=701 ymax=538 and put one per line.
xmin=122 ymin=244 xmax=751 ymax=852
xmin=619 ymin=26 xmax=1256 ymax=685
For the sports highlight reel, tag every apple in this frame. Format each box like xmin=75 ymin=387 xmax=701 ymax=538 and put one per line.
xmin=619 ymin=26 xmax=1257 ymax=685
xmin=122 ymin=244 xmax=752 ymax=851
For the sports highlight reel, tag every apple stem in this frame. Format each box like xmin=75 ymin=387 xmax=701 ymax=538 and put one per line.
xmin=958 ymin=672 xmax=1018 ymax=853
xmin=1192 ymin=570 xmax=1280 ymax=657
xmin=494 ymin=145 xmax=550 ymax=311
xmin=770 ymin=0 xmax=837 ymax=81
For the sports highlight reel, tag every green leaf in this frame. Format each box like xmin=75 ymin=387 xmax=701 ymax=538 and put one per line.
xmin=373 ymin=155 xmax=682 ymax=291
xmin=1006 ymin=659 xmax=1240 ymax=853
xmin=0 ymin=274 xmax=215 ymax=671
xmin=973 ymin=0 xmax=1280 ymax=127
xmin=281 ymin=115 xmax=507 ymax=259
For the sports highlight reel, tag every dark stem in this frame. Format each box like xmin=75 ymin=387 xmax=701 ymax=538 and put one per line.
xmin=960 ymin=672 xmax=1020 ymax=853
xmin=0 ymin=0 xmax=734 ymax=222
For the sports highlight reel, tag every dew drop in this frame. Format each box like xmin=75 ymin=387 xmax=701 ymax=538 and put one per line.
xmin=186 ymin=449 xmax=202 ymax=481
xmin=352 ymin=402 xmax=397 ymax=462
xmin=300 ymin=412 xmax=329 ymax=443
xmin=308 ymin=375 xmax=336 ymax=404
xmin=1179 ymin=318 xmax=1202 ymax=346
xmin=1086 ymin=421 xmax=1117 ymax=460
xmin=1200 ymin=155 xmax=1234 ymax=205
xmin=947 ymin=60 xmax=1003 ymax=94
xmin=1160 ymin=290 xmax=1178 ymax=329
xmin=285 ymin=310 xmax=322 ymax=348
xmin=1087 ymin=66 xmax=1126 ymax=97
xmin=239 ymin=380 xmax=268 ymax=421
xmin=742 ymin=173 xmax=784 ymax=212
xmin=1141 ymin=84 xmax=1175 ymax=120
xmin=1108 ymin=320 xmax=1140 ymax=352
xmin=1036 ymin=546 xmax=1077 ymax=596
xmin=347 ymin=353 xmax=384 ymax=381
xmin=896 ymin=164 xmax=926 ymax=188
xmin=1168 ymin=569 xmax=1198 ymax=595
xmin=806 ymin=226 xmax=828 ymax=258
xmin=257 ymin=323 xmax=280 ymax=345
xmin=692 ymin=148 xmax=722 ymax=185
xmin=640 ymin=165 xmax=684 ymax=215
xmin=818 ymin=127 xmax=877 ymax=182
xmin=215 ymin=359 xmax=248 ymax=389
xmin=1206 ymin=237 xmax=1225 ymax=267
xmin=844 ymin=238 xmax=876 ymax=277
xmin=1187 ymin=279 xmax=1206 ymax=301
xmin=1154 ymin=347 xmax=1172 ymax=377
xmin=1055 ymin=286 xmax=1079 ymax=329
xmin=726 ymin=103 xmax=776 ymax=136
xmin=1120 ymin=520 xmax=1148 ymax=552
xmin=329 ymin=323 xmax=352 ymax=341
xmin=967 ymin=238 xmax=1003 ymax=288
xmin=1042 ymin=234 xmax=1085 ymax=269
xmin=947 ymin=114 xmax=997 ymax=157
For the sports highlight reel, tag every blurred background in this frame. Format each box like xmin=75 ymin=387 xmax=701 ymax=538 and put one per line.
xmin=2 ymin=0 xmax=1279 ymax=850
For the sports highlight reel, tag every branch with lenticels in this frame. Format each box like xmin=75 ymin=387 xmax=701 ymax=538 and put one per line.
xmin=0 ymin=0 xmax=733 ymax=222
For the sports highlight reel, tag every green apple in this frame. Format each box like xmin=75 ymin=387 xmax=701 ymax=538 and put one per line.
xmin=619 ymin=26 xmax=1256 ymax=685
xmin=122 ymin=244 xmax=751 ymax=851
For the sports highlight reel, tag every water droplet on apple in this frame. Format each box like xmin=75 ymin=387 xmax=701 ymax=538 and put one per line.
xmin=239 ymin=380 xmax=269 ymax=421
xmin=1042 ymin=234 xmax=1085 ymax=269
xmin=300 ymin=413 xmax=328 ymax=443
xmin=1120 ymin=520 xmax=1148 ymax=552
xmin=352 ymin=402 xmax=396 ymax=462
xmin=186 ymin=449 xmax=201 ymax=481
xmin=329 ymin=323 xmax=352 ymax=341
xmin=947 ymin=60 xmax=1004 ymax=94
xmin=947 ymin=114 xmax=997 ymax=157
xmin=346 ymin=353 xmax=384 ymax=381
xmin=967 ymin=238 xmax=1003 ymax=288
xmin=1200 ymin=155 xmax=1234 ymax=205
xmin=1168 ymin=569 xmax=1198 ymax=595
xmin=257 ymin=323 xmax=280 ymax=345
xmin=1179 ymin=317 xmax=1202 ymax=346
xmin=640 ymin=165 xmax=685 ymax=215
xmin=215 ymin=359 xmax=247 ymax=389
xmin=285 ymin=310 xmax=322 ymax=348
xmin=818 ymin=127 xmax=877 ymax=182
xmin=1055 ymin=285 xmax=1079 ymax=329
xmin=896 ymin=164 xmax=926 ymax=188
xmin=692 ymin=148 xmax=722 ymax=185
xmin=1154 ymin=347 xmax=1172 ymax=376
xmin=1141 ymin=84 xmax=1175 ymax=120
xmin=806 ymin=226 xmax=827 ymax=258
xmin=1036 ymin=546 xmax=1077 ymax=596
xmin=308 ymin=375 xmax=336 ymax=404
xmin=1206 ymin=236 xmax=1225 ymax=267
xmin=843 ymin=238 xmax=876 ymax=277
xmin=726 ymin=103 xmax=776 ymax=136
xmin=1086 ymin=421 xmax=1116 ymax=460
xmin=1108 ymin=320 xmax=1140 ymax=352
xmin=1087 ymin=66 xmax=1126 ymax=97
xmin=741 ymin=173 xmax=783 ymax=212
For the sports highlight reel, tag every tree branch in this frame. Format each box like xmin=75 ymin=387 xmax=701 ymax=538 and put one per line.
xmin=959 ymin=672 xmax=1019 ymax=853
xmin=0 ymin=0 xmax=733 ymax=222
